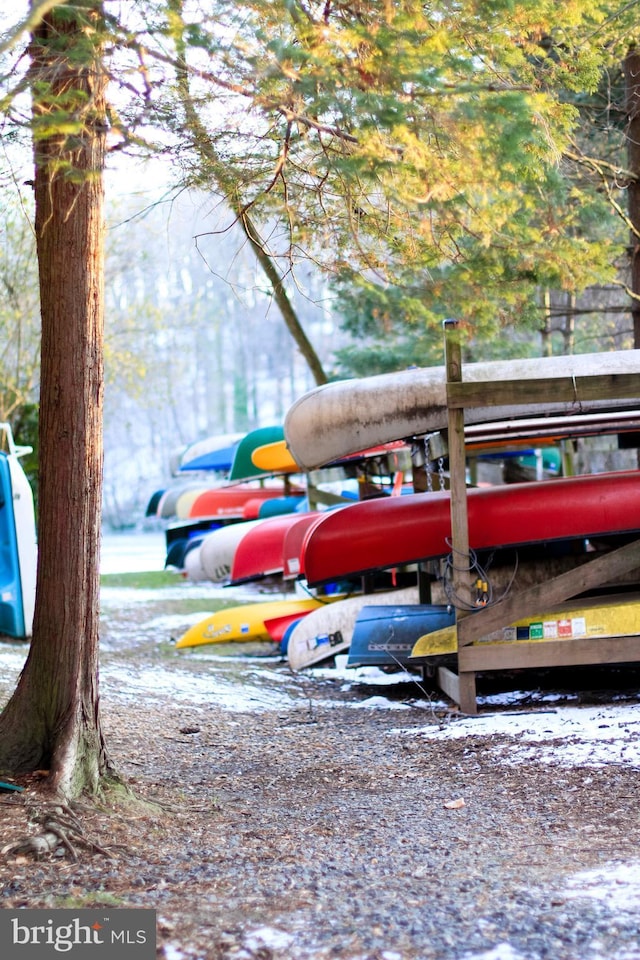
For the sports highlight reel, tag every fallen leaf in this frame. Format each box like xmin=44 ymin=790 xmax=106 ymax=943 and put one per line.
xmin=443 ymin=798 xmax=465 ymax=810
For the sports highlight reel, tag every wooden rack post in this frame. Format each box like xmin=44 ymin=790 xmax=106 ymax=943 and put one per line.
xmin=440 ymin=320 xmax=477 ymax=710
xmin=437 ymin=330 xmax=640 ymax=714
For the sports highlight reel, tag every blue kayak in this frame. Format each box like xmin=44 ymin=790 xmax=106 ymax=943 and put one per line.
xmin=347 ymin=603 xmax=455 ymax=669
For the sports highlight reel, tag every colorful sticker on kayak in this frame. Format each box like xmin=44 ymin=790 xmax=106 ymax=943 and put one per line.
xmin=477 ymin=615 xmax=601 ymax=645
xmin=203 ymin=623 xmax=233 ymax=640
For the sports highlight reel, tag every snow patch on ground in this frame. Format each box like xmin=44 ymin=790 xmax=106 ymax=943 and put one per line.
xmin=462 ymin=947 xmax=526 ymax=960
xmin=412 ymin=702 xmax=640 ymax=769
xmin=242 ymin=926 xmax=294 ymax=953
xmin=563 ymin=861 xmax=640 ymax=913
xmin=101 ymin=661 xmax=300 ymax=712
xmin=347 ymin=694 xmax=412 ymax=710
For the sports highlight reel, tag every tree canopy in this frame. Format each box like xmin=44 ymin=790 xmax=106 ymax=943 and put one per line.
xmin=3 ymin=1 xmax=640 ymax=375
xmin=92 ymin=0 xmax=640 ymax=361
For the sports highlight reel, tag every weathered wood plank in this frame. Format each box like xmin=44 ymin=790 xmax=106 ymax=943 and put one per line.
xmin=437 ymin=666 xmax=478 ymax=714
xmin=458 ymin=634 xmax=640 ymax=672
xmin=445 ymin=320 xmax=473 ymax=613
xmin=447 ymin=373 xmax=640 ymax=409
xmin=457 ymin=538 xmax=640 ymax=647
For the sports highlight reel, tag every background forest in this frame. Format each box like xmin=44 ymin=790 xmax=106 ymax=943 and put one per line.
xmin=0 ymin=0 xmax=639 ymax=526
xmin=0 ymin=170 xmax=346 ymax=525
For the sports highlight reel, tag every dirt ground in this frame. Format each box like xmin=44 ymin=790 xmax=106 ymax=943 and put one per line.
xmin=1 ymin=582 xmax=640 ymax=960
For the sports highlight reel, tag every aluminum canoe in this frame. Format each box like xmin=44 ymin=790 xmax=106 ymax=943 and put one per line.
xmin=284 ymin=350 xmax=640 ymax=470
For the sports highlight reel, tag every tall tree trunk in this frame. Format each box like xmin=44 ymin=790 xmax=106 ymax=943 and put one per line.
xmin=168 ymin=0 xmax=328 ymax=387
xmin=540 ymin=288 xmax=553 ymax=356
xmin=0 ymin=1 xmax=113 ymax=798
xmin=625 ymin=45 xmax=640 ymax=348
xmin=562 ymin=292 xmax=576 ymax=355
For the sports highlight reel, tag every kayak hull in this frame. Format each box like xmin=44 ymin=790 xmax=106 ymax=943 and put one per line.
xmin=301 ymin=471 xmax=640 ymax=586
xmin=230 ymin=512 xmax=321 ymax=585
xmin=347 ymin=604 xmax=455 ymax=669
xmin=411 ymin=593 xmax=640 ymax=660
xmin=175 ymin=598 xmax=326 ymax=648
xmin=199 ymin=519 xmax=265 ymax=582
xmin=287 ymin=587 xmax=419 ymax=670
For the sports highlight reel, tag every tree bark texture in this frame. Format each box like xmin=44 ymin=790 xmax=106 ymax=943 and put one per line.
xmin=0 ymin=1 xmax=112 ymax=798
xmin=625 ymin=46 xmax=640 ymax=348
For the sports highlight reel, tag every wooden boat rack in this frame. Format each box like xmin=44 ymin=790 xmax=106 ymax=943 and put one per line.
xmin=437 ymin=321 xmax=640 ymax=713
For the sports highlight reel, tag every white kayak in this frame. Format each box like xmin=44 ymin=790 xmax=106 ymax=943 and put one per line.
xmin=287 ymin=586 xmax=419 ymax=671
xmin=199 ymin=519 xmax=266 ymax=583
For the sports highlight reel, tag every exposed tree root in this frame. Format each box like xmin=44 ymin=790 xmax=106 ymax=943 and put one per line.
xmin=1 ymin=802 xmax=116 ymax=861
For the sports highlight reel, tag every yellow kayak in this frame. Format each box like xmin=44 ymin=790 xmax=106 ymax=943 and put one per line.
xmin=411 ymin=594 xmax=640 ymax=660
xmin=251 ymin=439 xmax=300 ymax=474
xmin=175 ymin=597 xmax=325 ymax=648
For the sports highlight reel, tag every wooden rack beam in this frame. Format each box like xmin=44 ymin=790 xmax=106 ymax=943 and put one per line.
xmin=439 ymin=322 xmax=640 ymax=714
xmin=447 ymin=373 xmax=640 ymax=409
xmin=457 ymin=537 xmax=640 ymax=647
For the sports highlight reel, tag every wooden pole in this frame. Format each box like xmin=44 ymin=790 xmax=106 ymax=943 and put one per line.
xmin=443 ymin=320 xmax=473 ymax=620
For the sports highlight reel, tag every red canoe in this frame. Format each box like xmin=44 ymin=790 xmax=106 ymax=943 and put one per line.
xmin=282 ymin=511 xmax=333 ymax=579
xmin=300 ymin=471 xmax=640 ymax=586
xmin=229 ymin=512 xmax=319 ymax=584
xmin=188 ymin=485 xmax=292 ymax=519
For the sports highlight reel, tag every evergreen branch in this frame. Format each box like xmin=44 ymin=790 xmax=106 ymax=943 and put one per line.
xmin=122 ymin=41 xmax=253 ymax=100
xmin=608 ymin=278 xmax=640 ymax=303
xmin=274 ymin=106 xmax=360 ymax=145
xmin=581 ymin=0 xmax=640 ymax=44
xmin=262 ymin=121 xmax=292 ymax=197
xmin=409 ymin=82 xmax=536 ymax=98
xmin=564 ymin=148 xmax=635 ymax=186
xmin=564 ymin=147 xmax=640 ymax=240
xmin=118 ymin=37 xmax=364 ymax=149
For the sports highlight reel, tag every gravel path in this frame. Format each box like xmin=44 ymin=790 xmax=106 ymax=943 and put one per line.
xmin=107 ymin=678 xmax=640 ymax=960
xmin=1 ymin=585 xmax=640 ymax=960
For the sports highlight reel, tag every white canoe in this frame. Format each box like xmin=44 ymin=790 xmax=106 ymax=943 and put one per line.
xmin=183 ymin=542 xmax=210 ymax=582
xmin=284 ymin=349 xmax=640 ymax=470
xmin=199 ymin=519 xmax=265 ymax=583
xmin=287 ymin=586 xmax=419 ymax=671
